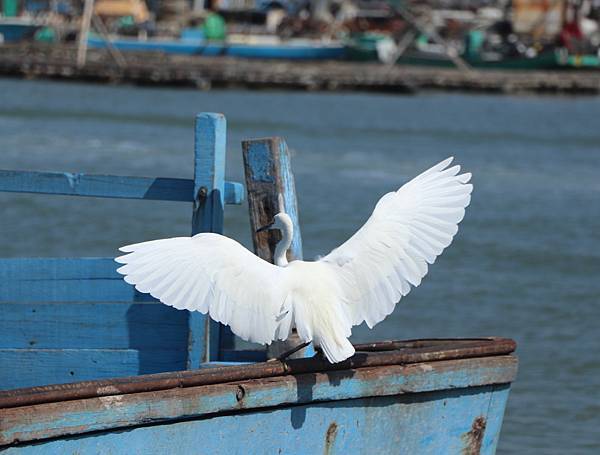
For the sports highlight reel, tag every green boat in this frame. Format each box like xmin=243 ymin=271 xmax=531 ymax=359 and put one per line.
xmin=345 ymin=33 xmax=600 ymax=70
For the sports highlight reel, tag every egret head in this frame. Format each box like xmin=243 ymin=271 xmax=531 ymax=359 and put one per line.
xmin=256 ymin=212 xmax=292 ymax=233
xmin=256 ymin=211 xmax=294 ymax=266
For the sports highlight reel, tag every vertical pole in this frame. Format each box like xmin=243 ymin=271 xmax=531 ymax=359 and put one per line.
xmin=242 ymin=137 xmax=313 ymax=359
xmin=242 ymin=138 xmax=302 ymax=261
xmin=187 ymin=113 xmax=229 ymax=368
xmin=91 ymin=15 xmax=127 ymax=68
xmin=77 ymin=0 xmax=94 ymax=68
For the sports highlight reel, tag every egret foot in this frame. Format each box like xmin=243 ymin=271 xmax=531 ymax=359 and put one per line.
xmin=313 ymin=346 xmax=325 ymax=359
xmin=277 ymin=341 xmax=312 ymax=361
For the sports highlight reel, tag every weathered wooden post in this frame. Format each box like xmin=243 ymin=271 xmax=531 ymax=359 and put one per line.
xmin=188 ymin=113 xmax=234 ymax=367
xmin=242 ymin=137 xmax=313 ymax=358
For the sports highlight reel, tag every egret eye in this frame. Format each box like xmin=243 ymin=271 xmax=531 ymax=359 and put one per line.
xmin=256 ymin=221 xmax=274 ymax=233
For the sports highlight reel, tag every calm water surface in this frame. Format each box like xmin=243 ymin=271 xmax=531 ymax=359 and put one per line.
xmin=1 ymin=78 xmax=599 ymax=453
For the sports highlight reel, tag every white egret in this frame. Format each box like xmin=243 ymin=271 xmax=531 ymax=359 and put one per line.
xmin=116 ymin=157 xmax=472 ymax=363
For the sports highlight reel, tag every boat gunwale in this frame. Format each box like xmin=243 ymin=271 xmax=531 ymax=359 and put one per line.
xmin=0 ymin=337 xmax=516 ymax=409
xmin=0 ymin=354 xmax=518 ymax=447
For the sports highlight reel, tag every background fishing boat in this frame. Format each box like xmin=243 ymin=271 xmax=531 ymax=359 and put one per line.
xmin=87 ymin=32 xmax=345 ymax=60
xmin=0 ymin=18 xmax=41 ymax=43
xmin=226 ymin=34 xmax=346 ymax=60
xmin=345 ymin=34 xmax=600 ymax=70
xmin=87 ymin=32 xmax=225 ymax=56
xmin=397 ymin=48 xmax=600 ymax=70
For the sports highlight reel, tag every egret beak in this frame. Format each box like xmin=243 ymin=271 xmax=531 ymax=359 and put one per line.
xmin=256 ymin=222 xmax=274 ymax=233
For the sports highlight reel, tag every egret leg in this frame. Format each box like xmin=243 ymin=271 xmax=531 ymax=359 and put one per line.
xmin=277 ymin=341 xmax=312 ymax=361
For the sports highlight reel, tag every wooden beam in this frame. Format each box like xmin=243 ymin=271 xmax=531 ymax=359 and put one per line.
xmin=242 ymin=137 xmax=302 ymax=262
xmin=188 ymin=113 xmax=231 ymax=367
xmin=0 ymin=170 xmax=243 ymax=204
xmin=242 ymin=137 xmax=312 ymax=359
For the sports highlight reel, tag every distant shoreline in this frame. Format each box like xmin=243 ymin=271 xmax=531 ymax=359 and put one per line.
xmin=2 ymin=43 xmax=600 ymax=95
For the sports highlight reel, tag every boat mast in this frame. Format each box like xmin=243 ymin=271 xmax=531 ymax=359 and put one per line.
xmin=77 ymin=0 xmax=95 ymax=67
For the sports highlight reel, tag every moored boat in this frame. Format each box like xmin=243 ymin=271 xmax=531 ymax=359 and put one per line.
xmin=0 ymin=18 xmax=41 ymax=43
xmin=0 ymin=113 xmax=518 ymax=454
xmin=226 ymin=34 xmax=346 ymax=60
xmin=87 ymin=34 xmax=225 ymax=56
xmin=87 ymin=33 xmax=346 ymax=60
xmin=345 ymin=34 xmax=600 ymax=70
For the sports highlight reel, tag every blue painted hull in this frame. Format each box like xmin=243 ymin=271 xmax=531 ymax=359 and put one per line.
xmin=0 ymin=339 xmax=517 ymax=454
xmin=2 ymin=387 xmax=512 ymax=454
xmin=86 ymin=36 xmax=345 ymax=60
xmin=87 ymin=36 xmax=225 ymax=56
xmin=227 ymin=43 xmax=346 ymax=60
xmin=0 ymin=23 xmax=40 ymax=43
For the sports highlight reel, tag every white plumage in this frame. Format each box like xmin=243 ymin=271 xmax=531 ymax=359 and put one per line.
xmin=116 ymin=157 xmax=472 ymax=363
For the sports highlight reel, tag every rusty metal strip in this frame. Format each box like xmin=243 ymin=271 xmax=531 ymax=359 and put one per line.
xmin=352 ymin=338 xmax=506 ymax=351
xmin=0 ymin=337 xmax=516 ymax=409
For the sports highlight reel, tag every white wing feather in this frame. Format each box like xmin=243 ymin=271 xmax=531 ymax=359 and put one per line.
xmin=115 ymin=233 xmax=290 ymax=345
xmin=115 ymin=157 xmax=471 ymax=364
xmin=319 ymin=157 xmax=473 ymax=328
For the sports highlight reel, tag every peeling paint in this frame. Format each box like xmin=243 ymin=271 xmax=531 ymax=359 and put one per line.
xmin=247 ymin=142 xmax=274 ymax=183
xmin=98 ymin=396 xmax=123 ymax=410
xmin=63 ymin=173 xmax=83 ymax=189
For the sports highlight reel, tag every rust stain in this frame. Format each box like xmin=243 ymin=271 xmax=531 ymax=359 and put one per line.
xmin=324 ymin=422 xmax=338 ymax=455
xmin=235 ymin=385 xmax=246 ymax=402
xmin=461 ymin=416 xmax=487 ymax=455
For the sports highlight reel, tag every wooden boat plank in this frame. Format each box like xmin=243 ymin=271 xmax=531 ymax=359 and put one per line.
xmin=0 ymin=355 xmax=517 ymax=446
xmin=0 ymin=302 xmax=188 ymax=350
xmin=0 ymin=348 xmax=188 ymax=391
xmin=0 ymin=169 xmax=244 ymax=204
xmin=0 ymin=258 xmax=155 ymax=303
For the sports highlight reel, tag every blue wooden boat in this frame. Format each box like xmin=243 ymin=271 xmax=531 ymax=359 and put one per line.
xmin=225 ymin=34 xmax=346 ymax=60
xmin=87 ymin=35 xmax=225 ymax=56
xmin=0 ymin=113 xmax=517 ymax=453
xmin=87 ymin=33 xmax=346 ymax=60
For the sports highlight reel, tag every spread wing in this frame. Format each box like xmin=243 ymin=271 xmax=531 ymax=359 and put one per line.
xmin=319 ymin=157 xmax=472 ymax=328
xmin=115 ymin=233 xmax=292 ymax=345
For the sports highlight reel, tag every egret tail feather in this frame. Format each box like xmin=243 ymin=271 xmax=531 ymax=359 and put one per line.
xmin=319 ymin=337 xmax=355 ymax=364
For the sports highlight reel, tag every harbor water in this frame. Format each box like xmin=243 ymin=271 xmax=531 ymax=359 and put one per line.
xmin=0 ymin=78 xmax=598 ymax=454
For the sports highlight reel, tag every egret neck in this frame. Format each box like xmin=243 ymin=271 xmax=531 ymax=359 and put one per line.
xmin=274 ymin=214 xmax=293 ymax=267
